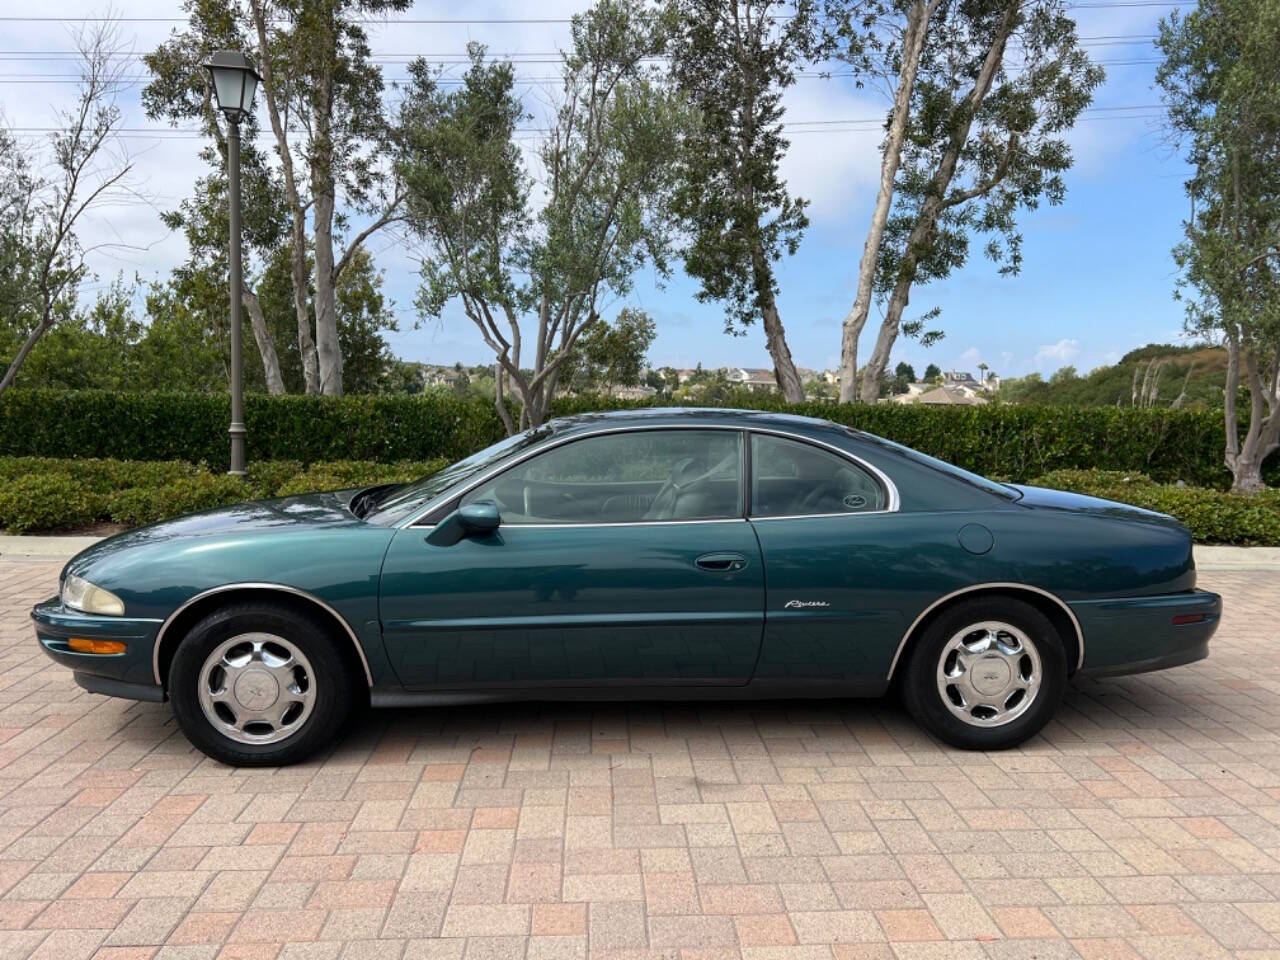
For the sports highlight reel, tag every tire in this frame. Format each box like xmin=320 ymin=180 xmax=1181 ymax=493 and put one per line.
xmin=168 ymin=602 xmax=358 ymax=766
xmin=901 ymin=596 xmax=1066 ymax=750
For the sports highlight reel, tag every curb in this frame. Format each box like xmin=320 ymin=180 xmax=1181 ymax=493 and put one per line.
xmin=0 ymin=535 xmax=102 ymax=562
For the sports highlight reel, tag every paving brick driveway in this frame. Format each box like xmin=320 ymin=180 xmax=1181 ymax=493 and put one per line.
xmin=1 ymin=560 xmax=1279 ymax=960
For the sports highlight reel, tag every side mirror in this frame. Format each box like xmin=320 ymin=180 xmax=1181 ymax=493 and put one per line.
xmin=459 ymin=500 xmax=500 ymax=533
xmin=425 ymin=501 xmax=501 ymax=546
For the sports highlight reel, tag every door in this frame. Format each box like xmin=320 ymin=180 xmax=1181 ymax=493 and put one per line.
xmin=379 ymin=428 xmax=765 ymax=689
xmin=747 ymin=432 xmax=906 ymax=687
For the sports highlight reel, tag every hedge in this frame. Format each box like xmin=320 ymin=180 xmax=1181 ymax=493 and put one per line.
xmin=0 ymin=457 xmax=446 ymax=534
xmin=2 ymin=456 xmax=1278 ymax=543
xmin=2 ymin=388 xmax=1277 ymax=488
xmin=1027 ymin=469 xmax=1280 ymax=546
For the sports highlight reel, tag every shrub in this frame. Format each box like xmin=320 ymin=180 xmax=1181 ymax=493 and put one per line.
xmin=274 ymin=459 xmax=443 ymax=497
xmin=107 ymin=475 xmax=253 ymax=527
xmin=0 ymin=457 xmax=449 ymax=533
xmin=1029 ymin=468 xmax=1280 ymax=545
xmin=0 ymin=474 xmax=101 ymax=534
xmin=3 ymin=388 xmax=1275 ymax=487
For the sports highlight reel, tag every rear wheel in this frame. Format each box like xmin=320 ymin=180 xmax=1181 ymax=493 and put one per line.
xmin=169 ymin=602 xmax=357 ymax=766
xmin=901 ymin=597 xmax=1066 ymax=750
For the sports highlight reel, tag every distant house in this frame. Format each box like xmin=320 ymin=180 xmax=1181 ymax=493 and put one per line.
xmin=726 ymin=367 xmax=777 ymax=392
xmin=902 ymin=385 xmax=989 ymax=406
xmin=611 ymin=384 xmax=657 ymax=400
xmin=676 ymin=368 xmax=698 ymax=385
xmin=422 ymin=365 xmax=466 ymax=388
xmin=943 ymin=370 xmax=979 ymax=387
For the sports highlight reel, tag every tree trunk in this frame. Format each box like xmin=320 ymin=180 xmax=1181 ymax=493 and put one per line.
xmin=250 ymin=0 xmax=319 ymax=395
xmin=839 ymin=0 xmax=937 ymax=404
xmin=313 ymin=185 xmax=343 ymax=396
xmin=750 ymin=242 xmax=805 ymax=403
xmin=494 ymin=361 xmax=515 ymax=435
xmin=241 ymin=284 xmax=286 ymax=395
xmin=860 ymin=270 xmax=912 ymax=402
xmin=1224 ymin=333 xmax=1280 ymax=494
xmin=0 ymin=317 xmax=54 ymax=397
xmin=856 ymin=0 xmax=1021 ymax=404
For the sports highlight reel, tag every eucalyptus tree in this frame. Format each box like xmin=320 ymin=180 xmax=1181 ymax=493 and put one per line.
xmin=839 ymin=0 xmax=942 ymax=403
xmin=840 ymin=0 xmax=1102 ymax=402
xmin=665 ymin=0 xmax=829 ymax=403
xmin=144 ymin=0 xmax=408 ymax=395
xmin=0 ymin=24 xmax=135 ymax=397
xmin=1157 ymin=0 xmax=1280 ymax=492
xmin=397 ymin=0 xmax=686 ymax=432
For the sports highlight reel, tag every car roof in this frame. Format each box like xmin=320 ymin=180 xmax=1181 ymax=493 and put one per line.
xmin=545 ymin=406 xmax=853 ymax=438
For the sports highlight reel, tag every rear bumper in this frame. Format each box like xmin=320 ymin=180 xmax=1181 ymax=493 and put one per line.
xmin=1072 ymin=588 xmax=1221 ymax=678
xmin=31 ymin=597 xmax=166 ymax=701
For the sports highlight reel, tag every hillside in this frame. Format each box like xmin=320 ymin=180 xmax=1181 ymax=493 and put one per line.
xmin=999 ymin=343 xmax=1227 ymax=408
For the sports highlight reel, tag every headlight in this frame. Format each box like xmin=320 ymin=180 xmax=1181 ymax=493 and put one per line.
xmin=61 ymin=574 xmax=125 ymax=616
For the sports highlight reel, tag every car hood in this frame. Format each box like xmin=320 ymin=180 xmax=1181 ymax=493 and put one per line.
xmin=1009 ymin=483 xmax=1182 ymax=528
xmin=66 ymin=489 xmax=364 ymax=574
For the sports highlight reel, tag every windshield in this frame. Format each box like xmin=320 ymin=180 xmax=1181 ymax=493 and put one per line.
xmin=364 ymin=426 xmax=553 ymax=526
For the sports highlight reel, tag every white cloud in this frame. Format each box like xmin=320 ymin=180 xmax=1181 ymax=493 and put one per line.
xmin=778 ymin=79 xmax=887 ymax=225
xmin=1033 ymin=338 xmax=1080 ymax=371
xmin=958 ymin=347 xmax=981 ymax=369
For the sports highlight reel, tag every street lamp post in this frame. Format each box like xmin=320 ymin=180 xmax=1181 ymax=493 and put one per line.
xmin=204 ymin=51 xmax=261 ymax=476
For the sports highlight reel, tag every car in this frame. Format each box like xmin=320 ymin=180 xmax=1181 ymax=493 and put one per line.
xmin=32 ymin=408 xmax=1221 ymax=765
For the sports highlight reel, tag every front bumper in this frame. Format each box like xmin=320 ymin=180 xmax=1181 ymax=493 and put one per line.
xmin=31 ymin=597 xmax=166 ymax=701
xmin=1072 ymin=588 xmax=1221 ymax=678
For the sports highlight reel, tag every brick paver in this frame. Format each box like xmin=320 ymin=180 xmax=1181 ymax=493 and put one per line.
xmin=2 ymin=559 xmax=1278 ymax=959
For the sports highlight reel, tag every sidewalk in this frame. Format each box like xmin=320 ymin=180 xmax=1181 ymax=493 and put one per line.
xmin=2 ymin=532 xmax=1278 ymax=568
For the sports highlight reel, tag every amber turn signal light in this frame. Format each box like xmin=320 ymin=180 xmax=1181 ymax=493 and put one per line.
xmin=67 ymin=637 xmax=127 ymax=655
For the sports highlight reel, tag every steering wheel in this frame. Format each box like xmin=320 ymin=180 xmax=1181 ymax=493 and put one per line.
xmin=644 ymin=452 xmax=737 ymax=520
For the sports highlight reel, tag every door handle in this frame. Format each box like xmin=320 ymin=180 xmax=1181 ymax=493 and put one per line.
xmin=695 ymin=552 xmax=748 ymax=572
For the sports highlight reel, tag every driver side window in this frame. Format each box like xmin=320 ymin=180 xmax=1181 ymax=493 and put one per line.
xmin=461 ymin=429 xmax=743 ymax=524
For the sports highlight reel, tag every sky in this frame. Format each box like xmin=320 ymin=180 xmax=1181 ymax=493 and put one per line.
xmin=0 ymin=0 xmax=1197 ymax=381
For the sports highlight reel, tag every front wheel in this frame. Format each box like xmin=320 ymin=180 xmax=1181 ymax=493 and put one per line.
xmin=169 ymin=602 xmax=357 ymax=766
xmin=901 ymin=597 xmax=1066 ymax=750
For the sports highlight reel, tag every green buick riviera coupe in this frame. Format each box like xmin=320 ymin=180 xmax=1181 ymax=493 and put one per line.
xmin=33 ymin=408 xmax=1221 ymax=765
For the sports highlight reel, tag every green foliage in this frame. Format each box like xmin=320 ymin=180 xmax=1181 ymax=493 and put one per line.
xmin=108 ymin=474 xmax=253 ymax=527
xmin=667 ymin=0 xmax=819 ymax=334
xmin=998 ymin=345 xmax=1227 ymax=408
xmin=559 ymin=309 xmax=657 ymax=394
xmin=274 ymin=459 xmax=444 ymax=496
xmin=0 ymin=455 xmax=447 ymax=532
xmin=1028 ymin=468 xmax=1280 ymax=545
xmin=0 ymin=474 xmax=99 ymax=534
xmin=3 ymin=390 xmax=1279 ymax=491
xmin=0 ymin=390 xmax=505 ymax=465
xmin=1156 ymin=0 xmax=1280 ymax=490
xmin=2 ymin=449 xmax=1276 ymax=543
xmin=397 ymin=1 xmax=688 ymax=429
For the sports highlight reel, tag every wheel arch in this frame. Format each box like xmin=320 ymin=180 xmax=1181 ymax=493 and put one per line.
xmin=886 ymin=582 xmax=1084 ymax=683
xmin=152 ymin=583 xmax=374 ymax=690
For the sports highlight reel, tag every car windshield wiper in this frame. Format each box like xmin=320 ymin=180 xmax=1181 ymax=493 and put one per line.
xmin=351 ymin=483 xmax=403 ymax=519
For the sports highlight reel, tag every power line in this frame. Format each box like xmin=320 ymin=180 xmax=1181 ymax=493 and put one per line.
xmin=3 ymin=104 xmax=1168 ymax=141
xmin=0 ymin=50 xmax=1165 ymax=84
xmin=0 ymin=2 xmax=1187 ymax=23
xmin=0 ymin=35 xmax=1162 ymax=59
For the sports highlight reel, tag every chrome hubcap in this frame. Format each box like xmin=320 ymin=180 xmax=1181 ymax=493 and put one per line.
xmin=936 ymin=621 xmax=1041 ymax=728
xmin=197 ymin=633 xmax=315 ymax=745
